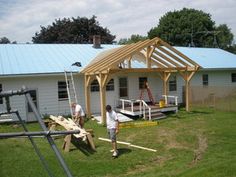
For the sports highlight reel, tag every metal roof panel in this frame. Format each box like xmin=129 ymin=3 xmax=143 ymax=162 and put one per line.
xmin=0 ymin=44 xmax=236 ymax=76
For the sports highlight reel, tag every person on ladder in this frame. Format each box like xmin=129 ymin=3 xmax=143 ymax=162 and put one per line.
xmin=71 ymin=102 xmax=85 ymax=128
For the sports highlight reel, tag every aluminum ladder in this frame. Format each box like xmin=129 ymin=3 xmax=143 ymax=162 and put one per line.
xmin=64 ymin=71 xmax=78 ymax=116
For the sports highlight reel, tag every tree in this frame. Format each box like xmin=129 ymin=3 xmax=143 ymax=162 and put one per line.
xmin=0 ymin=37 xmax=10 ymax=44
xmin=148 ymin=8 xmax=234 ymax=48
xmin=118 ymin=34 xmax=147 ymax=44
xmin=32 ymin=16 xmax=115 ymax=44
xmin=215 ymin=24 xmax=234 ymax=49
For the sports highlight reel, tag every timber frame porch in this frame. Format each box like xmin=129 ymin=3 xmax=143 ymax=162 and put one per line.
xmin=81 ymin=37 xmax=200 ymax=124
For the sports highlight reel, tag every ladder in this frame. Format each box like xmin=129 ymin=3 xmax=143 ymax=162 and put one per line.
xmin=64 ymin=71 xmax=78 ymax=116
xmin=139 ymin=82 xmax=155 ymax=105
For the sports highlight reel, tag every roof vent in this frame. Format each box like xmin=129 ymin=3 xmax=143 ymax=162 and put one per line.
xmin=93 ymin=35 xmax=101 ymax=48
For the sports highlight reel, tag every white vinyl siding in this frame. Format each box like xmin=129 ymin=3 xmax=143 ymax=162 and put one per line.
xmin=1 ymin=70 xmax=236 ymax=119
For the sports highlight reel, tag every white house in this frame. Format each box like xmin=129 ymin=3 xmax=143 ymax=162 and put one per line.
xmin=0 ymin=40 xmax=236 ymax=121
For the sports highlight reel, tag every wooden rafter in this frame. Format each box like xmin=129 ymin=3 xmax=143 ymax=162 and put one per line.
xmin=151 ymin=54 xmax=173 ymax=68
xmin=99 ymin=39 xmax=158 ymax=72
xmin=156 ymin=45 xmax=190 ymax=67
xmin=159 ymin=39 xmax=199 ymax=66
xmin=153 ymin=50 xmax=182 ymax=67
xmin=84 ymin=40 xmax=148 ymax=73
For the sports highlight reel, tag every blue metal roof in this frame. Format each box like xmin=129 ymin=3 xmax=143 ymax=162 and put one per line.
xmin=0 ymin=44 xmax=118 ymax=75
xmin=0 ymin=44 xmax=236 ymax=76
xmin=175 ymin=47 xmax=236 ymax=69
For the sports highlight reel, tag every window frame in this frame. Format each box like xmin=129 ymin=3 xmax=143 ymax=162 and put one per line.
xmin=0 ymin=84 xmax=2 ymax=104
xmin=27 ymin=90 xmax=38 ymax=112
xmin=90 ymin=79 xmax=100 ymax=92
xmin=106 ymin=79 xmax=114 ymax=91
xmin=231 ymin=73 xmax=236 ymax=83
xmin=139 ymin=77 xmax=148 ymax=89
xmin=202 ymin=74 xmax=209 ymax=86
xmin=58 ymin=81 xmax=68 ymax=101
xmin=119 ymin=77 xmax=128 ymax=98
xmin=169 ymin=75 xmax=177 ymax=92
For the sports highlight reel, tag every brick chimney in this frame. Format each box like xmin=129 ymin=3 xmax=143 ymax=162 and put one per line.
xmin=93 ymin=35 xmax=101 ymax=48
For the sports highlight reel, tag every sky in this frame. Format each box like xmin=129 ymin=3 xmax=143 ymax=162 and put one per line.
xmin=0 ymin=0 xmax=236 ymax=43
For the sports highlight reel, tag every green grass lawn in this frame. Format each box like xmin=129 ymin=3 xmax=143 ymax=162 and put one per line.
xmin=0 ymin=108 xmax=236 ymax=177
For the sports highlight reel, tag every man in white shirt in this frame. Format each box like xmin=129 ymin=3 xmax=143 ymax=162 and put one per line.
xmin=71 ymin=102 xmax=85 ymax=128
xmin=106 ymin=105 xmax=119 ymax=157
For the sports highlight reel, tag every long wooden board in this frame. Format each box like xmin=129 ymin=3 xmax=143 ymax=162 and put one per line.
xmin=98 ymin=137 xmax=157 ymax=152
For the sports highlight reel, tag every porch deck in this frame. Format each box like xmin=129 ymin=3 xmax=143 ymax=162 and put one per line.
xmin=116 ymin=104 xmax=178 ymax=116
xmin=116 ymin=96 xmax=178 ymax=120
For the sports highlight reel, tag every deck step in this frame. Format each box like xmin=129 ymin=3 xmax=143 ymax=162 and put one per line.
xmin=145 ymin=112 xmax=166 ymax=120
xmin=151 ymin=112 xmax=166 ymax=120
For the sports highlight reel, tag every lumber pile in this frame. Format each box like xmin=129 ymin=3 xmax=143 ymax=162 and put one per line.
xmin=49 ymin=115 xmax=95 ymax=152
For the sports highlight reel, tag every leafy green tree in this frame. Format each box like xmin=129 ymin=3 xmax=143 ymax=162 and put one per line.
xmin=0 ymin=37 xmax=10 ymax=44
xmin=148 ymin=8 xmax=234 ymax=48
xmin=32 ymin=16 xmax=115 ymax=44
xmin=118 ymin=34 xmax=147 ymax=44
xmin=215 ymin=24 xmax=234 ymax=49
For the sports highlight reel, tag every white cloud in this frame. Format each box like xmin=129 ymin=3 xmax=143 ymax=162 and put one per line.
xmin=0 ymin=0 xmax=235 ymax=43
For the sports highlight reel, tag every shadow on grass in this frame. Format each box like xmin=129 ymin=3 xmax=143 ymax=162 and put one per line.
xmin=70 ymin=137 xmax=96 ymax=156
xmin=117 ymin=148 xmax=132 ymax=157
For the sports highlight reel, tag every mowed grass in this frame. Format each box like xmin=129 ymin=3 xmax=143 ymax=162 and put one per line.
xmin=0 ymin=108 xmax=236 ymax=177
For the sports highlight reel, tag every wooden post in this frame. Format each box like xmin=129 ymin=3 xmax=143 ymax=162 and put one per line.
xmin=146 ymin=46 xmax=151 ymax=68
xmin=160 ymin=72 xmax=171 ymax=96
xmin=163 ymin=79 xmax=168 ymax=96
xmin=62 ymin=134 xmax=72 ymax=152
xmin=86 ymin=134 xmax=96 ymax=150
xmin=185 ymin=79 xmax=190 ymax=111
xmin=179 ymin=71 xmax=195 ymax=112
xmin=100 ymin=85 xmax=106 ymax=124
xmin=97 ymin=73 xmax=109 ymax=124
xmin=84 ymin=75 xmax=91 ymax=117
xmin=127 ymin=56 xmax=132 ymax=68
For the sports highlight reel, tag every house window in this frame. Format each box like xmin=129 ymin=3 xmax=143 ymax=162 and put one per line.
xmin=202 ymin=74 xmax=208 ymax=86
xmin=0 ymin=84 xmax=2 ymax=104
xmin=106 ymin=79 xmax=114 ymax=91
xmin=119 ymin=77 xmax=128 ymax=98
xmin=27 ymin=90 xmax=37 ymax=112
xmin=58 ymin=81 xmax=68 ymax=100
xmin=91 ymin=80 xmax=100 ymax=92
xmin=231 ymin=73 xmax=236 ymax=82
xmin=139 ymin=77 xmax=147 ymax=89
xmin=169 ymin=76 xmax=177 ymax=91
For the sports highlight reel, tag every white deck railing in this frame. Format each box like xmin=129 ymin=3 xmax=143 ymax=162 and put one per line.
xmin=162 ymin=95 xmax=178 ymax=106
xmin=118 ymin=99 xmax=152 ymax=120
xmin=139 ymin=100 xmax=151 ymax=121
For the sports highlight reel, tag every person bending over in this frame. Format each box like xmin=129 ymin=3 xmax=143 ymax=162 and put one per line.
xmin=71 ymin=102 xmax=85 ymax=128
